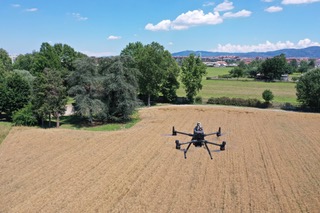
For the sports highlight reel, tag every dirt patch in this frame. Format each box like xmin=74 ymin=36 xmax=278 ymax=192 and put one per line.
xmin=0 ymin=105 xmax=319 ymax=212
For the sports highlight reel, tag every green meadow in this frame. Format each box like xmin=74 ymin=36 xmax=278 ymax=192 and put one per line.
xmin=177 ymin=67 xmax=298 ymax=104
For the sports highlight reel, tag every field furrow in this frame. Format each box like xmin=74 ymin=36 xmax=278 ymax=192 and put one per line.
xmin=0 ymin=105 xmax=319 ymax=212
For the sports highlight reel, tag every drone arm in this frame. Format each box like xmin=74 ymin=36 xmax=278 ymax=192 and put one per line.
xmin=204 ymin=132 xmax=219 ymax=137
xmin=178 ymin=141 xmax=193 ymax=145
xmin=173 ymin=126 xmax=193 ymax=136
xmin=206 ymin=141 xmax=223 ymax=147
xmin=204 ymin=127 xmax=222 ymax=137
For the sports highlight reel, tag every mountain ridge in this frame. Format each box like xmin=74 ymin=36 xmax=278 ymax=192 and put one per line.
xmin=172 ymin=46 xmax=320 ymax=58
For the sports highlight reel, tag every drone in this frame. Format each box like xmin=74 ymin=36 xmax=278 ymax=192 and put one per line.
xmin=172 ymin=123 xmax=226 ymax=159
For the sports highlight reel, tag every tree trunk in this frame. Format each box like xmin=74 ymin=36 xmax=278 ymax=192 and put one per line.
xmin=148 ymin=94 xmax=151 ymax=107
xmin=49 ymin=114 xmax=51 ymax=128
xmin=56 ymin=112 xmax=60 ymax=128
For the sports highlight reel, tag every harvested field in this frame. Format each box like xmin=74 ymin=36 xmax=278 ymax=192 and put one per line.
xmin=0 ymin=105 xmax=320 ymax=212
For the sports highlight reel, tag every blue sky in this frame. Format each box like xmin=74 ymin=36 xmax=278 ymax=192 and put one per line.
xmin=1 ymin=0 xmax=320 ymax=56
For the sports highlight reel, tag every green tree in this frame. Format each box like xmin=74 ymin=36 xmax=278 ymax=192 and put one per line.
xmin=32 ymin=68 xmax=67 ymax=127
xmin=160 ymin=51 xmax=180 ymax=102
xmin=68 ymin=58 xmax=105 ymax=123
xmin=99 ymin=56 xmax=140 ymax=121
xmin=296 ymin=68 xmax=320 ymax=111
xmin=308 ymin=59 xmax=316 ymax=69
xmin=289 ymin=59 xmax=298 ymax=73
xmin=181 ymin=54 xmax=207 ymax=103
xmin=13 ymin=53 xmax=35 ymax=71
xmin=229 ymin=66 xmax=244 ymax=79
xmin=32 ymin=73 xmax=50 ymax=126
xmin=12 ymin=103 xmax=37 ymax=126
xmin=260 ymin=54 xmax=287 ymax=81
xmin=262 ymin=89 xmax=274 ymax=104
xmin=0 ymin=73 xmax=31 ymax=119
xmin=45 ymin=68 xmax=68 ymax=127
xmin=238 ymin=60 xmax=247 ymax=70
xmin=121 ymin=42 xmax=178 ymax=106
xmin=0 ymin=48 xmax=12 ymax=72
xmin=53 ymin=43 xmax=79 ymax=71
xmin=31 ymin=42 xmax=62 ymax=75
xmin=298 ymin=60 xmax=309 ymax=73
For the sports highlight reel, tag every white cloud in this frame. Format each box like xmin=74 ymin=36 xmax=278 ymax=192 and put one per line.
xmin=282 ymin=0 xmax=320 ymax=4
xmin=214 ymin=0 xmax=234 ymax=12
xmin=223 ymin=10 xmax=252 ymax=18
xmin=211 ymin=39 xmax=320 ymax=52
xmin=145 ymin=20 xmax=172 ymax=31
xmin=107 ymin=35 xmax=121 ymax=40
xmin=203 ymin=2 xmax=215 ymax=7
xmin=145 ymin=10 xmax=223 ymax=31
xmin=265 ymin=6 xmax=283 ymax=12
xmin=72 ymin=13 xmax=88 ymax=21
xmin=11 ymin=4 xmax=21 ymax=8
xmin=25 ymin=8 xmax=38 ymax=12
xmin=168 ymin=42 xmax=174 ymax=45
xmin=262 ymin=0 xmax=274 ymax=2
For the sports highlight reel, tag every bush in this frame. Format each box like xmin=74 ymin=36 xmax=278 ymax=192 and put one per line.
xmin=291 ymin=76 xmax=299 ymax=82
xmin=195 ymin=96 xmax=203 ymax=104
xmin=218 ymin=74 xmax=232 ymax=79
xmin=207 ymin=97 xmax=263 ymax=108
xmin=262 ymin=89 xmax=274 ymax=103
xmin=12 ymin=103 xmax=37 ymax=126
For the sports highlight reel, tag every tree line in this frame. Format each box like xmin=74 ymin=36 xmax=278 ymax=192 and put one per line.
xmin=0 ymin=42 xmax=207 ymax=126
xmin=228 ymin=54 xmax=317 ymax=81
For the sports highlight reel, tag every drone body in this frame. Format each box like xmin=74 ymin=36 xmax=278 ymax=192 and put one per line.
xmin=172 ymin=125 xmax=226 ymax=159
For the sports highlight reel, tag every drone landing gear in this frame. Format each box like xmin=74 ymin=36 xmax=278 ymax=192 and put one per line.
xmin=184 ymin=143 xmax=192 ymax=159
xmin=204 ymin=142 xmax=213 ymax=159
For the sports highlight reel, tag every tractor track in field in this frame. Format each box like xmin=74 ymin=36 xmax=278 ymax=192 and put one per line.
xmin=0 ymin=105 xmax=319 ymax=212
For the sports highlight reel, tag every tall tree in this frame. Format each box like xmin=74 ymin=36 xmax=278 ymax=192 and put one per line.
xmin=0 ymin=73 xmax=31 ymax=119
xmin=181 ymin=54 xmax=207 ymax=103
xmin=99 ymin=56 xmax=140 ymax=121
xmin=68 ymin=58 xmax=105 ymax=124
xmin=289 ymin=59 xmax=298 ymax=73
xmin=160 ymin=51 xmax=180 ymax=102
xmin=296 ymin=68 xmax=320 ymax=111
xmin=45 ymin=68 xmax=68 ymax=127
xmin=32 ymin=73 xmax=50 ymax=127
xmin=260 ymin=54 xmax=287 ymax=81
xmin=298 ymin=60 xmax=309 ymax=73
xmin=121 ymin=41 xmax=179 ymax=106
xmin=0 ymin=48 xmax=12 ymax=72
xmin=31 ymin=42 xmax=62 ymax=75
xmin=32 ymin=68 xmax=67 ymax=127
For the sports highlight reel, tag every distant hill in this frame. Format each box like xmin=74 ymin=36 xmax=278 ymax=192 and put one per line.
xmin=172 ymin=46 xmax=320 ymax=58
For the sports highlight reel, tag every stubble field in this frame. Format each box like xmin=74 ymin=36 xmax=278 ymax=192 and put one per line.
xmin=0 ymin=105 xmax=319 ymax=212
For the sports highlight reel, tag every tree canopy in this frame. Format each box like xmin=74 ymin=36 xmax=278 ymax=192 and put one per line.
xmin=121 ymin=41 xmax=179 ymax=106
xmin=296 ymin=68 xmax=320 ymax=111
xmin=260 ymin=54 xmax=287 ymax=81
xmin=181 ymin=54 xmax=207 ymax=103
